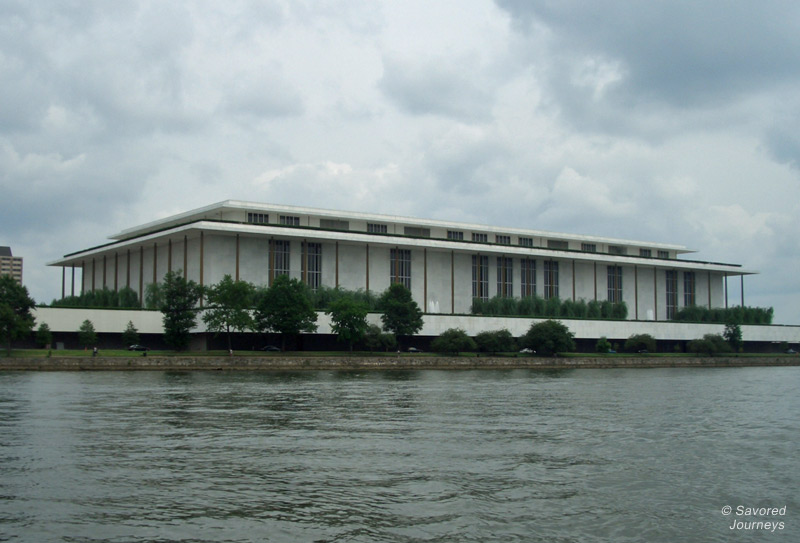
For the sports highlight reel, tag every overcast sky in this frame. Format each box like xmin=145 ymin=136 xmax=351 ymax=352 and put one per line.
xmin=2 ymin=0 xmax=799 ymax=324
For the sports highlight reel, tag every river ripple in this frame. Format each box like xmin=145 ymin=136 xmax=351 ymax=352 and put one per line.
xmin=1 ymin=367 xmax=798 ymax=542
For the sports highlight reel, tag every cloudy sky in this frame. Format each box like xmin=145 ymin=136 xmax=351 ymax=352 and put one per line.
xmin=2 ymin=0 xmax=799 ymax=324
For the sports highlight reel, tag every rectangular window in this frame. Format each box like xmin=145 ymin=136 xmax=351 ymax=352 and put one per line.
xmin=496 ymin=257 xmax=513 ymax=297
xmin=320 ymin=219 xmax=349 ymax=231
xmin=390 ymin=248 xmax=411 ymax=289
xmin=683 ymin=271 xmax=696 ymax=307
xmin=447 ymin=230 xmax=464 ymax=240
xmin=639 ymin=248 xmax=652 ymax=258
xmin=304 ymin=242 xmax=322 ymax=290
xmin=472 ymin=233 xmax=488 ymax=243
xmin=608 ymin=245 xmax=627 ymax=255
xmin=666 ymin=270 xmax=678 ymax=319
xmin=581 ymin=243 xmax=597 ymax=252
xmin=607 ymin=266 xmax=623 ymax=303
xmin=495 ymin=235 xmax=511 ymax=245
xmin=547 ymin=240 xmax=569 ymax=250
xmin=520 ymin=258 xmax=536 ymax=297
xmin=280 ymin=215 xmax=300 ymax=226
xmin=472 ymin=255 xmax=489 ymax=300
xmin=658 ymin=250 xmax=670 ymax=259
xmin=404 ymin=226 xmax=430 ymax=238
xmin=274 ymin=240 xmax=291 ymax=277
xmin=367 ymin=223 xmax=388 ymax=234
xmin=247 ymin=212 xmax=268 ymax=224
xmin=544 ymin=260 xmax=559 ymax=299
xmin=518 ymin=237 xmax=534 ymax=247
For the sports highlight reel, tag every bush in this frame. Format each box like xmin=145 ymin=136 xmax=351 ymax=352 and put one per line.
xmin=363 ymin=324 xmax=396 ymax=352
xmin=431 ymin=328 xmax=477 ymax=355
xmin=688 ymin=334 xmax=733 ymax=356
xmin=625 ymin=333 xmax=656 ymax=353
xmin=672 ymin=305 xmax=773 ymax=325
xmin=475 ymin=329 xmax=517 ymax=354
xmin=520 ymin=320 xmax=575 ymax=356
xmin=35 ymin=323 xmax=53 ymax=348
xmin=596 ymin=336 xmax=613 ymax=353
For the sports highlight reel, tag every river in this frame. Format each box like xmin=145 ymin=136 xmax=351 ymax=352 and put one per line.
xmin=1 ymin=367 xmax=798 ymax=542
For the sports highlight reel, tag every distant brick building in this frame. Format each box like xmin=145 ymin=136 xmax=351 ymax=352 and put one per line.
xmin=0 ymin=246 xmax=23 ymax=284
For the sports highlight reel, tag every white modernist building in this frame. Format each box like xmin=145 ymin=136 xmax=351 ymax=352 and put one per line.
xmin=49 ymin=200 xmax=753 ymax=322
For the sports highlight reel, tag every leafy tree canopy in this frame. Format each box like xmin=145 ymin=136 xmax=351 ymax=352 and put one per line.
xmin=0 ymin=275 xmax=36 ymax=354
xmin=254 ymin=275 xmax=317 ymax=349
xmin=121 ymin=320 xmax=140 ymax=348
xmin=431 ymin=328 xmax=477 ymax=355
xmin=78 ymin=319 xmax=97 ymax=348
xmin=520 ymin=320 xmax=575 ymax=356
xmin=378 ymin=283 xmax=423 ymax=338
xmin=202 ymin=275 xmax=256 ymax=351
xmin=160 ymin=270 xmax=203 ymax=351
xmin=474 ymin=329 xmax=516 ymax=354
xmin=326 ymin=297 xmax=369 ymax=351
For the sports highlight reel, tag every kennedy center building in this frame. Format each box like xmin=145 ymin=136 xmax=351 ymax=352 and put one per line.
xmin=50 ymin=200 xmax=752 ymax=321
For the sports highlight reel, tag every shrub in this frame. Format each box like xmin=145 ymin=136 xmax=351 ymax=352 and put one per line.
xmin=520 ymin=320 xmax=575 ymax=356
xmin=431 ymin=328 xmax=477 ymax=355
xmin=475 ymin=329 xmax=517 ymax=354
xmin=596 ymin=336 xmax=613 ymax=353
xmin=688 ymin=334 xmax=732 ymax=356
xmin=625 ymin=333 xmax=656 ymax=353
xmin=35 ymin=323 xmax=53 ymax=348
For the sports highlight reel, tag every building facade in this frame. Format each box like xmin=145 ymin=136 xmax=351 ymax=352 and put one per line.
xmin=49 ymin=201 xmax=754 ymax=321
xmin=0 ymin=246 xmax=23 ymax=284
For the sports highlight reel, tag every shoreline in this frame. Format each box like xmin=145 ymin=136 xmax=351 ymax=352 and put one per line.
xmin=2 ymin=356 xmax=798 ymax=371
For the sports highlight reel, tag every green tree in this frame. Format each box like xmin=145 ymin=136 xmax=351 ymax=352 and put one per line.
xmin=624 ymin=333 xmax=657 ymax=353
xmin=253 ymin=275 xmax=317 ymax=350
xmin=36 ymin=322 xmax=53 ymax=348
xmin=0 ymin=275 xmax=36 ymax=355
xmin=431 ymin=328 xmax=477 ymax=355
xmin=121 ymin=320 xmax=140 ymax=348
xmin=596 ymin=336 xmax=613 ymax=353
xmin=363 ymin=324 xmax=396 ymax=353
xmin=475 ymin=329 xmax=517 ymax=354
xmin=723 ymin=321 xmax=743 ymax=352
xmin=688 ymin=334 xmax=732 ymax=356
xmin=78 ymin=319 xmax=97 ymax=348
xmin=326 ymin=297 xmax=369 ymax=351
xmin=202 ymin=275 xmax=256 ymax=352
xmin=145 ymin=281 xmax=165 ymax=310
xmin=160 ymin=270 xmax=203 ymax=351
xmin=378 ymin=284 xmax=423 ymax=347
xmin=520 ymin=320 xmax=575 ymax=356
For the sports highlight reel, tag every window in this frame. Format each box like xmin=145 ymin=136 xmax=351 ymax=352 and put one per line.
xmin=684 ymin=271 xmax=696 ymax=307
xmin=497 ymin=257 xmax=513 ymax=297
xmin=367 ymin=223 xmax=388 ymax=234
xmin=390 ymin=248 xmax=411 ymax=289
xmin=496 ymin=235 xmax=511 ymax=245
xmin=320 ymin=219 xmax=349 ymax=231
xmin=472 ymin=233 xmax=488 ymax=243
xmin=581 ymin=243 xmax=597 ymax=252
xmin=472 ymin=255 xmax=489 ymax=300
xmin=447 ymin=230 xmax=464 ymax=241
xmin=547 ymin=240 xmax=569 ymax=250
xmin=404 ymin=226 xmax=430 ymax=238
xmin=658 ymin=250 xmax=670 ymax=259
xmin=607 ymin=266 xmax=623 ymax=303
xmin=304 ymin=242 xmax=322 ymax=290
xmin=273 ymin=240 xmax=291 ymax=277
xmin=666 ymin=270 xmax=678 ymax=319
xmin=518 ymin=237 xmax=534 ymax=247
xmin=521 ymin=258 xmax=536 ymax=297
xmin=544 ymin=260 xmax=559 ymax=299
xmin=247 ymin=212 xmax=268 ymax=224
xmin=639 ymin=248 xmax=652 ymax=258
xmin=608 ymin=245 xmax=627 ymax=255
xmin=280 ymin=215 xmax=300 ymax=226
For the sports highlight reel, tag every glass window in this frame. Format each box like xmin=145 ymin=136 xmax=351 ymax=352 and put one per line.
xmin=521 ymin=258 xmax=536 ymax=297
xmin=666 ymin=270 xmax=678 ymax=319
xmin=472 ymin=233 xmax=488 ymax=243
xmin=390 ymin=248 xmax=411 ymax=289
xmin=658 ymin=250 xmax=670 ymax=259
xmin=608 ymin=245 xmax=627 ymax=255
xmin=639 ymin=248 xmax=652 ymax=257
xmin=496 ymin=257 xmax=513 ymax=297
xmin=247 ymin=212 xmax=268 ymax=224
xmin=447 ymin=230 xmax=464 ymax=240
xmin=472 ymin=255 xmax=489 ymax=300
xmin=518 ymin=237 xmax=534 ymax=247
xmin=280 ymin=215 xmax=300 ymax=226
xmin=368 ymin=223 xmax=388 ymax=233
xmin=496 ymin=235 xmax=511 ymax=245
xmin=274 ymin=240 xmax=291 ymax=277
xmin=547 ymin=240 xmax=569 ymax=250
xmin=581 ymin=243 xmax=597 ymax=252
xmin=544 ymin=260 xmax=559 ymax=299
xmin=305 ymin=242 xmax=322 ymax=290
xmin=683 ymin=271 xmax=696 ymax=307
xmin=607 ymin=266 xmax=623 ymax=303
